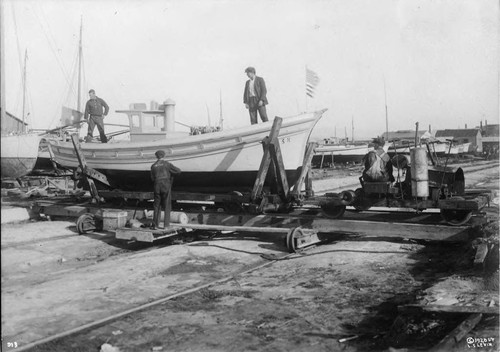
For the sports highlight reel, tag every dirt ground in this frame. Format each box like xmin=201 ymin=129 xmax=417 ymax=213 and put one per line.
xmin=1 ymin=160 xmax=498 ymax=351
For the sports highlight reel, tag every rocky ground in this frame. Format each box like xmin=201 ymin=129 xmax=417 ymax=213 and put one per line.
xmin=1 ymin=160 xmax=498 ymax=352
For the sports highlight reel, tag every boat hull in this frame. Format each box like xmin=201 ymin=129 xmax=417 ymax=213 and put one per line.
xmin=1 ymin=134 xmax=40 ymax=179
xmin=91 ymin=169 xmax=300 ymax=192
xmin=312 ymin=144 xmax=369 ymax=165
xmin=49 ymin=111 xmax=325 ymax=192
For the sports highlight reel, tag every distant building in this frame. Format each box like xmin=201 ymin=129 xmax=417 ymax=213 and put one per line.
xmin=435 ymin=129 xmax=482 ymax=153
xmin=480 ymin=123 xmax=499 ymax=153
xmin=1 ymin=110 xmax=28 ymax=133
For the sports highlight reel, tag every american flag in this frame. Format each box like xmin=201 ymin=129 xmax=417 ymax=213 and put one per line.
xmin=306 ymin=67 xmax=320 ymax=98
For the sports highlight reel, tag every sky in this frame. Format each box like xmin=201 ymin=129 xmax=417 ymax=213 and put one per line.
xmin=2 ymin=0 xmax=499 ymax=140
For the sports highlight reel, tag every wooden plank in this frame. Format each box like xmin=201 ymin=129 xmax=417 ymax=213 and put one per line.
xmin=399 ymin=304 xmax=498 ymax=315
xmin=115 ymin=227 xmax=181 ymax=242
xmin=182 ymin=211 xmax=471 ymax=242
xmin=429 ymin=313 xmax=482 ymax=351
xmin=438 ymin=197 xmax=487 ymax=210
xmin=177 ymin=223 xmax=291 ymax=234
xmin=98 ymin=190 xmax=252 ymax=203
xmin=474 ymin=243 xmax=489 ymax=266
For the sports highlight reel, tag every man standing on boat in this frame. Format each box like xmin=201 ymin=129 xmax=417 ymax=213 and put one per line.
xmin=84 ymin=89 xmax=109 ymax=143
xmin=362 ymin=137 xmax=394 ymax=183
xmin=151 ymin=150 xmax=181 ymax=229
xmin=243 ymin=67 xmax=269 ymax=125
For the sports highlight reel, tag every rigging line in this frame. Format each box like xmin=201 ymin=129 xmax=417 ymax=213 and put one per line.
xmin=31 ymin=5 xmax=74 ymax=90
xmin=13 ymin=85 xmax=22 ymax=116
xmin=64 ymin=46 xmax=80 ymax=106
xmin=10 ymin=3 xmax=24 ymax=75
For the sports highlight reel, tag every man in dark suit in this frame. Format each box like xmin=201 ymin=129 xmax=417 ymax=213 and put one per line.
xmin=243 ymin=67 xmax=269 ymax=124
xmin=150 ymin=150 xmax=181 ymax=229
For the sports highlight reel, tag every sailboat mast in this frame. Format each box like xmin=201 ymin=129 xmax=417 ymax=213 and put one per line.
xmin=21 ymin=49 xmax=27 ymax=133
xmin=384 ymin=78 xmax=389 ymax=140
xmin=76 ymin=17 xmax=83 ymax=114
xmin=0 ymin=0 xmax=6 ymax=126
xmin=205 ymin=103 xmax=211 ymax=127
xmin=351 ymin=115 xmax=354 ymax=142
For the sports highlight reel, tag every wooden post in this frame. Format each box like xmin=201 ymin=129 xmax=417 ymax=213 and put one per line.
xmin=251 ymin=117 xmax=283 ymax=201
xmin=292 ymin=142 xmax=317 ymax=197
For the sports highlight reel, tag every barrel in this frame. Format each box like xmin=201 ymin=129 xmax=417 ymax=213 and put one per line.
xmin=169 ymin=211 xmax=188 ymax=224
xmin=410 ymin=147 xmax=429 ymax=198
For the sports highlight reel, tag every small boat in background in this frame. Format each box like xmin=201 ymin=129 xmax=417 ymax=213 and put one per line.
xmin=1 ymin=47 xmax=40 ymax=179
xmin=1 ymin=132 xmax=40 ymax=179
xmin=313 ymin=143 xmax=370 ymax=166
xmin=48 ymin=104 xmax=326 ymax=192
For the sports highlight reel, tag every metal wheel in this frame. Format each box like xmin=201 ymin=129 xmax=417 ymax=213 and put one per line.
xmin=321 ymin=203 xmax=346 ymax=219
xmin=440 ymin=208 xmax=473 ymax=226
xmin=76 ymin=213 xmax=97 ymax=234
xmin=286 ymin=227 xmax=304 ymax=253
xmin=225 ymin=201 xmax=243 ymax=214
xmin=353 ymin=188 xmax=371 ymax=212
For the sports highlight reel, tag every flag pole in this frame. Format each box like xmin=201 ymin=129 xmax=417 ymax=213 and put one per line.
xmin=305 ymin=65 xmax=308 ymax=112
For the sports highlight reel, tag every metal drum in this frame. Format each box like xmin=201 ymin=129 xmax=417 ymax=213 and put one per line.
xmin=410 ymin=147 xmax=429 ymax=198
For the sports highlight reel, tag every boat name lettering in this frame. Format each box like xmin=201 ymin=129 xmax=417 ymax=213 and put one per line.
xmin=281 ymin=137 xmax=291 ymax=144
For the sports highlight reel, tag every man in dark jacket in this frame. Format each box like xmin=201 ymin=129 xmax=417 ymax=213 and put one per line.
xmin=362 ymin=137 xmax=394 ymax=182
xmin=150 ymin=150 xmax=181 ymax=229
xmin=243 ymin=67 xmax=269 ymax=125
xmin=84 ymin=89 xmax=109 ymax=143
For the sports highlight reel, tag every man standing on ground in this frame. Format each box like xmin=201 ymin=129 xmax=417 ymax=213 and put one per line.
xmin=243 ymin=67 xmax=269 ymax=125
xmin=84 ymin=89 xmax=109 ymax=143
xmin=150 ymin=150 xmax=181 ymax=229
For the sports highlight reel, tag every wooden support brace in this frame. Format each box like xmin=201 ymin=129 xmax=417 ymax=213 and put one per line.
xmin=70 ymin=134 xmax=110 ymax=203
xmin=429 ymin=313 xmax=483 ymax=351
xmin=268 ymin=137 xmax=289 ymax=202
xmin=399 ymin=304 xmax=498 ymax=315
xmin=292 ymin=142 xmax=317 ymax=198
xmin=251 ymin=117 xmax=283 ymax=202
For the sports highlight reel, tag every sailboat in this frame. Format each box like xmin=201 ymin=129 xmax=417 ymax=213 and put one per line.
xmin=33 ymin=18 xmax=88 ymax=173
xmin=0 ymin=21 xmax=40 ymax=180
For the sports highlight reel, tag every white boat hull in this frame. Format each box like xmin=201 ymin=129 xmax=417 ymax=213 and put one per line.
xmin=313 ymin=144 xmax=370 ymax=164
xmin=49 ymin=111 xmax=324 ymax=191
xmin=1 ymin=134 xmax=40 ymax=179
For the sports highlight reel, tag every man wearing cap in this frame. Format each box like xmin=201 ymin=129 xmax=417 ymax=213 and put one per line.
xmin=151 ymin=150 xmax=181 ymax=229
xmin=84 ymin=89 xmax=109 ymax=143
xmin=243 ymin=67 xmax=269 ymax=125
xmin=362 ymin=137 xmax=394 ymax=182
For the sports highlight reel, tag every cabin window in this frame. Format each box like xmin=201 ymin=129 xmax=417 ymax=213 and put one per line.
xmin=131 ymin=114 xmax=140 ymax=128
xmin=463 ymin=139 xmax=469 ymax=143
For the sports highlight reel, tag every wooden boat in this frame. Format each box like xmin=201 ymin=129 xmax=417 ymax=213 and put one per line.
xmin=0 ymin=19 xmax=40 ymax=179
xmin=1 ymin=133 xmax=40 ymax=179
xmin=313 ymin=143 xmax=370 ymax=165
xmin=48 ymin=107 xmax=326 ymax=192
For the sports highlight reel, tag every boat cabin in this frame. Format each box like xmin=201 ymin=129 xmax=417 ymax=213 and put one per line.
xmin=116 ymin=99 xmax=185 ymax=142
